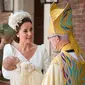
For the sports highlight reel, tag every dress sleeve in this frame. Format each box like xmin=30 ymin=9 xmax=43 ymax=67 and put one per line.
xmin=41 ymin=44 xmax=50 ymax=73
xmin=2 ymin=44 xmax=13 ymax=79
xmin=41 ymin=62 xmax=64 ymax=85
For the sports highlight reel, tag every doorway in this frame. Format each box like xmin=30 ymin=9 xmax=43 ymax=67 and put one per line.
xmin=34 ymin=0 xmax=44 ymax=44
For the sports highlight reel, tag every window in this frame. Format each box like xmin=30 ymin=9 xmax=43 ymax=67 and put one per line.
xmin=46 ymin=0 xmax=59 ymax=2
xmin=3 ymin=0 xmax=14 ymax=12
xmin=40 ymin=0 xmax=59 ymax=4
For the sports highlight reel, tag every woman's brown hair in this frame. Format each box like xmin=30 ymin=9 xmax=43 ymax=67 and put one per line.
xmin=13 ymin=17 xmax=32 ymax=43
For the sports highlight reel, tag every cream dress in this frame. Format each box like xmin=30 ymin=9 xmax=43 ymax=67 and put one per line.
xmin=2 ymin=42 xmax=50 ymax=85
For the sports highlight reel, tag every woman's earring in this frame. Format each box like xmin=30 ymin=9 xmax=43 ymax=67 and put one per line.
xmin=16 ymin=35 xmax=19 ymax=38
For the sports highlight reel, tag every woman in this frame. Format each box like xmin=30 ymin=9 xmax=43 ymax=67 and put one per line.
xmin=2 ymin=11 xmax=50 ymax=85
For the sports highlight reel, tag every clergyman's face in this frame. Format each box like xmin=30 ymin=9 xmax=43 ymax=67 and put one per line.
xmin=17 ymin=22 xmax=33 ymax=44
xmin=48 ymin=34 xmax=59 ymax=50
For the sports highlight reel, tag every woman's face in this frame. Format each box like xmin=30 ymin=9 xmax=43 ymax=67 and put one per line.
xmin=17 ymin=22 xmax=33 ymax=44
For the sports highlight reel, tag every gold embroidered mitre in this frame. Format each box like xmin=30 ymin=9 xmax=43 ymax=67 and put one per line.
xmin=48 ymin=2 xmax=84 ymax=57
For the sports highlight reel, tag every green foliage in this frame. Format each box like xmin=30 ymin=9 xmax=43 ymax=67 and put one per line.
xmin=0 ymin=24 xmax=15 ymax=37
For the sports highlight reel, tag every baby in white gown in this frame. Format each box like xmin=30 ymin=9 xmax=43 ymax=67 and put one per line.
xmin=3 ymin=57 xmax=43 ymax=85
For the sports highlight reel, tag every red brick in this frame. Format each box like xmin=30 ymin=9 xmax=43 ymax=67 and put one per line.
xmin=82 ymin=35 xmax=85 ymax=42
xmin=79 ymin=42 xmax=85 ymax=47
xmin=82 ymin=9 xmax=85 ymax=13
xmin=72 ymin=15 xmax=83 ymax=19
xmin=74 ymin=33 xmax=82 ymax=37
xmin=82 ymin=47 xmax=85 ymax=52
xmin=82 ymin=3 xmax=85 ymax=8
xmin=72 ymin=4 xmax=80 ymax=9
xmin=82 ymin=29 xmax=85 ymax=32
xmin=75 ymin=38 xmax=82 ymax=42
xmin=74 ymin=23 xmax=85 ymax=28
xmin=82 ymin=14 xmax=85 ymax=18
xmin=74 ymin=28 xmax=82 ymax=33
xmin=80 ymin=3 xmax=85 ymax=8
xmin=79 ymin=0 xmax=85 ymax=3
xmin=0 ymin=12 xmax=11 ymax=24
xmin=73 ymin=19 xmax=85 ymax=24
xmin=72 ymin=9 xmax=82 ymax=15
xmin=68 ymin=0 xmax=79 ymax=4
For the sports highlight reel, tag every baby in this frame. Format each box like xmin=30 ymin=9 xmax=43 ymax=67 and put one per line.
xmin=3 ymin=56 xmax=20 ymax=70
xmin=3 ymin=57 xmax=43 ymax=85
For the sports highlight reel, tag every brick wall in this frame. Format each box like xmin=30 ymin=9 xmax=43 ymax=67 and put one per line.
xmin=72 ymin=2 xmax=85 ymax=51
xmin=0 ymin=12 xmax=11 ymax=24
xmin=59 ymin=0 xmax=85 ymax=52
